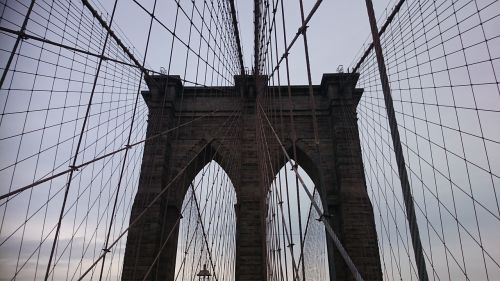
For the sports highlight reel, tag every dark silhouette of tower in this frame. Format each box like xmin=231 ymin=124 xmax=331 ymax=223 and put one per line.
xmin=122 ymin=73 xmax=382 ymax=281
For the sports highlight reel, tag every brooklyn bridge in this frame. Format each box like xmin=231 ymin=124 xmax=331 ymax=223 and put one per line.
xmin=0 ymin=0 xmax=499 ymax=280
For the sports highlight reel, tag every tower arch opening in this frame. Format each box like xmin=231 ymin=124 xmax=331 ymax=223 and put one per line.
xmin=266 ymin=160 xmax=330 ymax=281
xmin=174 ymin=160 xmax=237 ymax=281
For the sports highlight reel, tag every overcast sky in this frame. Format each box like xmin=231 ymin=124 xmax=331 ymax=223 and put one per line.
xmin=91 ymin=0 xmax=395 ymax=84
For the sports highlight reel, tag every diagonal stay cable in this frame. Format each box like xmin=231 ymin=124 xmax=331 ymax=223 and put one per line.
xmin=363 ymin=0 xmax=429 ymax=279
xmin=79 ymin=0 xmax=150 ymax=81
xmin=0 ymin=110 xmax=219 ymax=201
xmin=43 ymin=1 xmax=121 ymax=279
xmin=267 ymin=0 xmax=323 ymax=79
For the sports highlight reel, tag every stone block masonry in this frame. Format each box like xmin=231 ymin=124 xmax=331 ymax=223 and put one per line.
xmin=122 ymin=73 xmax=382 ymax=281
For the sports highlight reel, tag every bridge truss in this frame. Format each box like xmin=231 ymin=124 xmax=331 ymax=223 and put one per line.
xmin=0 ymin=0 xmax=499 ymax=280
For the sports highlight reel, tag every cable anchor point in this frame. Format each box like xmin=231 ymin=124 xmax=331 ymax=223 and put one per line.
xmin=316 ymin=213 xmax=332 ymax=222
xmin=19 ymin=31 xmax=29 ymax=40
xmin=297 ymin=25 xmax=309 ymax=35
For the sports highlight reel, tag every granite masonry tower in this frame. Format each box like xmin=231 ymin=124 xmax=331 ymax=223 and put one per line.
xmin=121 ymin=73 xmax=382 ymax=281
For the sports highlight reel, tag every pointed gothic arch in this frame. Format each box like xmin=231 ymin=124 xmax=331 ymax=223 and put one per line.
xmin=164 ymin=138 xmax=240 ymax=208
xmin=266 ymin=159 xmax=331 ymax=281
xmin=173 ymin=159 xmax=237 ymax=281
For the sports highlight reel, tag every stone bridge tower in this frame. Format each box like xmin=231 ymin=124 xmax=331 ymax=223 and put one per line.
xmin=121 ymin=73 xmax=382 ymax=281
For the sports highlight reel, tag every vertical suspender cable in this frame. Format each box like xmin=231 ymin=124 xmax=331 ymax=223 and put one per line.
xmin=363 ymin=0 xmax=429 ymax=280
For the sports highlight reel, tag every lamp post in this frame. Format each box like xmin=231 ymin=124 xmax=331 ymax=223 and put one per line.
xmin=197 ymin=264 xmax=211 ymax=280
